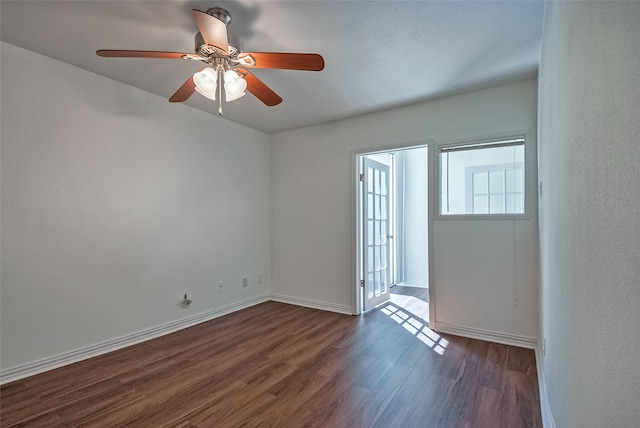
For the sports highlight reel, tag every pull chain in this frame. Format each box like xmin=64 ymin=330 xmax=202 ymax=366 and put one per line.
xmin=218 ymin=68 xmax=223 ymax=115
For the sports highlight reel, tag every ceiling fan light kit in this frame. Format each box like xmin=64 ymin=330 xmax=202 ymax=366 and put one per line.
xmin=96 ymin=7 xmax=324 ymax=115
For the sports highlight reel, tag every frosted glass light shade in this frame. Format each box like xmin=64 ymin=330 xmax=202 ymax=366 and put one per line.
xmin=224 ymin=70 xmax=247 ymax=102
xmin=194 ymin=86 xmax=216 ymax=100
xmin=193 ymin=68 xmax=218 ymax=100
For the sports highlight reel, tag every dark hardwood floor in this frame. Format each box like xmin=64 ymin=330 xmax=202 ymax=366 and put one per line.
xmin=0 ymin=301 xmax=541 ymax=427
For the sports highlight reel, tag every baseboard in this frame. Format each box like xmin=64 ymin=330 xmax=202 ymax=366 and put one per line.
xmin=535 ymin=347 xmax=556 ymax=428
xmin=1 ymin=297 xmax=542 ymax=386
xmin=433 ymin=321 xmax=537 ymax=349
xmin=0 ymin=294 xmax=269 ymax=385
xmin=269 ymin=293 xmax=353 ymax=315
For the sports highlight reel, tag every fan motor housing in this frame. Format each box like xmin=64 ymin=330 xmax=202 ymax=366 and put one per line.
xmin=206 ymin=7 xmax=231 ymax=26
xmin=194 ymin=8 xmax=241 ymax=58
xmin=194 ymin=32 xmax=241 ymax=58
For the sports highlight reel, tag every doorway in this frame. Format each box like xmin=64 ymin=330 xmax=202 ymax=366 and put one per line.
xmin=356 ymin=145 xmax=429 ymax=313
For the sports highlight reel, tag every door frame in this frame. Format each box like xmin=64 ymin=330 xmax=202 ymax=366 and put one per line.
xmin=352 ymin=139 xmax=435 ymax=326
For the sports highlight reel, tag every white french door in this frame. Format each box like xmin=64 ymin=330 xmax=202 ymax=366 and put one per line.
xmin=362 ymin=157 xmax=392 ymax=310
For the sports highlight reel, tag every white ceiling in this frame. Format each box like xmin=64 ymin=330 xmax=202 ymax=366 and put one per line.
xmin=0 ymin=0 xmax=545 ymax=134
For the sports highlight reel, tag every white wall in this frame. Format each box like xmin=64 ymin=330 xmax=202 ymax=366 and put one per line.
xmin=538 ymin=2 xmax=640 ymax=427
xmin=401 ymin=147 xmax=428 ymax=287
xmin=270 ymin=79 xmax=539 ymax=343
xmin=0 ymin=42 xmax=271 ymax=373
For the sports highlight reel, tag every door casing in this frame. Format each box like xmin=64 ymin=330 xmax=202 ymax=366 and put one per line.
xmin=352 ymin=139 xmax=435 ymax=325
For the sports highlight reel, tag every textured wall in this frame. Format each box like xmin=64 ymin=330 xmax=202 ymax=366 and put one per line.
xmin=538 ymin=2 xmax=640 ymax=426
xmin=401 ymin=147 xmax=428 ymax=287
xmin=1 ymin=43 xmax=271 ymax=371
xmin=270 ymin=79 xmax=539 ymax=341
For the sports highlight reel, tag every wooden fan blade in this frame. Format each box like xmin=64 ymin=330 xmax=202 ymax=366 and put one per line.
xmin=169 ymin=72 xmax=200 ymax=103
xmin=236 ymin=68 xmax=282 ymax=106
xmin=96 ymin=50 xmax=198 ymax=60
xmin=192 ymin=9 xmax=229 ymax=55
xmin=238 ymin=53 xmax=324 ymax=71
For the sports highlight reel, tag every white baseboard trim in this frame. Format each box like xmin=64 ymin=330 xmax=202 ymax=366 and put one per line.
xmin=433 ymin=321 xmax=537 ymax=349
xmin=1 ymin=296 xmax=543 ymax=388
xmin=535 ymin=347 xmax=556 ymax=428
xmin=0 ymin=294 xmax=269 ymax=385
xmin=269 ymin=293 xmax=353 ymax=315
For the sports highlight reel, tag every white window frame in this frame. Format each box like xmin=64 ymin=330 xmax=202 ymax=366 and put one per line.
xmin=436 ymin=132 xmax=533 ymax=220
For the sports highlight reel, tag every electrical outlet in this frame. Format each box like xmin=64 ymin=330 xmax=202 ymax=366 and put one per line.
xmin=217 ymin=282 xmax=224 ymax=294
xmin=242 ymin=277 xmax=248 ymax=287
xmin=257 ymin=274 xmax=263 ymax=284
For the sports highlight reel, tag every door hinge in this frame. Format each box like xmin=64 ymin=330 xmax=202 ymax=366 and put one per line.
xmin=360 ymin=279 xmax=364 ymax=287
xmin=359 ymin=173 xmax=364 ymax=182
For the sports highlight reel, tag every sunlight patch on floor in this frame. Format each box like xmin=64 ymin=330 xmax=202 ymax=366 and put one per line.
xmin=380 ymin=296 xmax=448 ymax=355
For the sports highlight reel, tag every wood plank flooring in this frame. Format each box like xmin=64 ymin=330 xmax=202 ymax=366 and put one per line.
xmin=0 ymin=301 xmax=541 ymax=427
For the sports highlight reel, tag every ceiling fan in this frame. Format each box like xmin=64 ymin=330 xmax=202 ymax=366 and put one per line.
xmin=96 ymin=7 xmax=324 ymax=114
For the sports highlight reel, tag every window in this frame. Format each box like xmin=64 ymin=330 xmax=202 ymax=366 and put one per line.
xmin=439 ymin=136 xmax=526 ymax=216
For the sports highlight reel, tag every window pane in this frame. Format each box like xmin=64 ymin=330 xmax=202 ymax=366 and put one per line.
xmin=381 ymin=196 xmax=387 ymax=220
xmin=439 ymin=139 xmax=525 ymax=215
xmin=368 ymin=273 xmax=374 ymax=297
xmin=473 ymin=172 xmax=488 ymax=194
xmin=505 ymin=169 xmax=514 ymax=193
xmin=504 ymin=194 xmax=516 ymax=213
xmin=505 ymin=169 xmax=523 ymax=193
xmin=514 ymin=193 xmax=523 ymax=213
xmin=367 ymin=167 xmax=374 ymax=193
xmin=514 ymin=170 xmax=523 ymax=192
xmin=506 ymin=193 xmax=524 ymax=213
xmin=490 ymin=194 xmax=505 ymax=213
xmin=381 ymin=245 xmax=387 ymax=269
xmin=489 ymin=171 xmax=504 ymax=193
xmin=441 ymin=154 xmax=449 ymax=210
xmin=381 ymin=171 xmax=387 ymax=195
xmin=381 ymin=221 xmax=386 ymax=243
xmin=473 ymin=195 xmax=489 ymax=214
xmin=374 ymin=169 xmax=380 ymax=194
